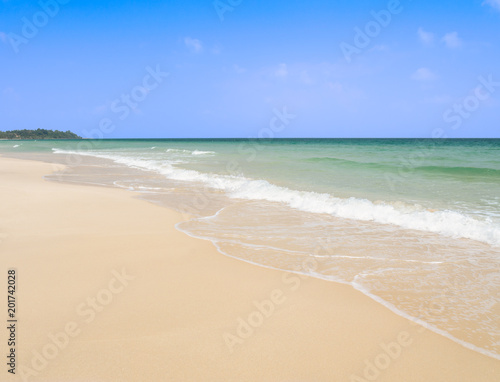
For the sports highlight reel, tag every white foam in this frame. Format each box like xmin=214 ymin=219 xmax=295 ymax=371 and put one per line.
xmin=352 ymin=275 xmax=500 ymax=361
xmin=51 ymin=149 xmax=500 ymax=247
xmin=165 ymin=148 xmax=191 ymax=153
xmin=164 ymin=148 xmax=215 ymax=156
xmin=51 ymin=147 xmax=500 ymax=359
xmin=176 ymin=216 xmax=500 ymax=361
xmin=192 ymin=150 xmax=215 ymax=155
xmin=313 ymin=254 xmax=443 ymax=264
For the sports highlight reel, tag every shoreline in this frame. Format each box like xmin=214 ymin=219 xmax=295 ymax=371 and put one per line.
xmin=1 ymin=155 xmax=499 ymax=381
xmin=175 ymin=218 xmax=500 ymax=363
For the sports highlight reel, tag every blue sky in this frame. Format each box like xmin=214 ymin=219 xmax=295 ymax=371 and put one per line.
xmin=1 ymin=0 xmax=499 ymax=138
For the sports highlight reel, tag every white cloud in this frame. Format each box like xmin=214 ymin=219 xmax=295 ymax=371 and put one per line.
xmin=184 ymin=37 xmax=203 ymax=53
xmin=211 ymin=45 xmax=222 ymax=55
xmin=3 ymin=87 xmax=20 ymax=101
xmin=275 ymin=63 xmax=288 ymax=78
xmin=483 ymin=0 xmax=500 ymax=11
xmin=92 ymin=104 xmax=108 ymax=115
xmin=0 ymin=32 xmax=7 ymax=44
xmin=369 ymin=44 xmax=389 ymax=52
xmin=325 ymin=81 xmax=365 ymax=104
xmin=411 ymin=67 xmax=437 ymax=81
xmin=300 ymin=70 xmax=313 ymax=85
xmin=418 ymin=28 xmax=434 ymax=45
xmin=233 ymin=64 xmax=246 ymax=74
xmin=327 ymin=82 xmax=344 ymax=93
xmin=425 ymin=95 xmax=452 ymax=104
xmin=442 ymin=32 xmax=462 ymax=48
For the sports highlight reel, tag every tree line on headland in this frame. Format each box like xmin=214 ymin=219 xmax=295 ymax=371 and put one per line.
xmin=0 ymin=129 xmax=82 ymax=140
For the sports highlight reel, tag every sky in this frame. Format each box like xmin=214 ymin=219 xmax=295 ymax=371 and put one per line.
xmin=1 ymin=0 xmax=499 ymax=138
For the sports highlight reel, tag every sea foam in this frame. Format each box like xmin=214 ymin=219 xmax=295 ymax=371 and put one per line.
xmin=52 ymin=148 xmax=500 ymax=247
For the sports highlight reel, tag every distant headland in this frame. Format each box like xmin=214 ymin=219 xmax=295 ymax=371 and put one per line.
xmin=0 ymin=129 xmax=82 ymax=140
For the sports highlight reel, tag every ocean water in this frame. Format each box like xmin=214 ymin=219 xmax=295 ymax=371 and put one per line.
xmin=2 ymin=138 xmax=499 ymax=359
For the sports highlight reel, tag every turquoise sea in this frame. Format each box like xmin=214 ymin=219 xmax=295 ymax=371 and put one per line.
xmin=1 ymin=138 xmax=499 ymax=359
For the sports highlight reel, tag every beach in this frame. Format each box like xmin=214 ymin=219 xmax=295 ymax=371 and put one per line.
xmin=1 ymin=155 xmax=499 ymax=381
xmin=3 ymin=0 xmax=499 ymax=378
xmin=3 ymin=138 xmax=499 ymax=359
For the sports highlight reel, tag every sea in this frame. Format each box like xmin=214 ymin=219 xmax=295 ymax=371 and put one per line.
xmin=1 ymin=138 xmax=499 ymax=359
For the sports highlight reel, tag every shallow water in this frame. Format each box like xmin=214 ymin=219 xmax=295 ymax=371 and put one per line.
xmin=2 ymin=138 xmax=499 ymax=359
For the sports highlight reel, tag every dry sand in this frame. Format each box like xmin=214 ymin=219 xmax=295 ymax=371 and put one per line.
xmin=0 ymin=156 xmax=499 ymax=381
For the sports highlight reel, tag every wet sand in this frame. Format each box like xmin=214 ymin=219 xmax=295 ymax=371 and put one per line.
xmin=1 ymin=156 xmax=498 ymax=381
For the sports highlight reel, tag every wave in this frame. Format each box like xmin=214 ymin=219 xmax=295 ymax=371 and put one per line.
xmin=416 ymin=165 xmax=500 ymax=178
xmin=175 ymin=219 xmax=500 ymax=361
xmin=307 ymin=157 xmax=500 ymax=177
xmin=306 ymin=157 xmax=381 ymax=167
xmin=192 ymin=150 xmax=215 ymax=155
xmin=166 ymin=149 xmax=191 ymax=154
xmin=165 ymin=148 xmax=215 ymax=156
xmin=51 ymin=149 xmax=500 ymax=246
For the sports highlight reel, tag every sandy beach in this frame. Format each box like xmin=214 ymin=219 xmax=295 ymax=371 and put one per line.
xmin=1 ymin=156 xmax=499 ymax=382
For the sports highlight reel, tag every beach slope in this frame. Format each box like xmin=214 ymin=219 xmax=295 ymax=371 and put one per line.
xmin=0 ymin=157 xmax=498 ymax=381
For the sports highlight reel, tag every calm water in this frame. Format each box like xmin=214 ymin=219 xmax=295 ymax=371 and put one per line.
xmin=2 ymin=138 xmax=500 ymax=359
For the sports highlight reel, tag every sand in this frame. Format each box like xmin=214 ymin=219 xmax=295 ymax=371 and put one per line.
xmin=0 ymin=156 xmax=499 ymax=381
